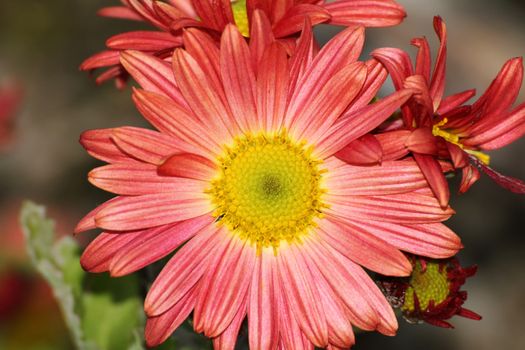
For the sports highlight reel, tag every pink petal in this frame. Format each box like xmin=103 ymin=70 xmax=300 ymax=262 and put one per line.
xmin=248 ymin=248 xmax=279 ymax=350
xmin=249 ymin=10 xmax=275 ymax=70
xmin=272 ymin=4 xmax=331 ymax=38
xmin=220 ymin=25 xmax=258 ymax=132
xmin=109 ymin=215 xmax=212 ymax=276
xmin=194 ymin=236 xmax=256 ymax=337
xmin=277 ymin=244 xmax=328 ymax=347
xmin=349 ymin=220 xmax=462 ymax=258
xmin=182 ymin=28 xmax=221 ymax=89
xmin=145 ymin=286 xmax=198 ymax=347
xmin=80 ymin=231 xmax=140 ymax=272
xmin=284 ymin=25 xmax=364 ymax=130
xmin=145 ymin=224 xmax=224 ymax=316
xmin=120 ymin=50 xmax=187 ymax=107
xmin=97 ymin=6 xmax=144 ymax=21
xmin=324 ymin=0 xmax=406 ymax=27
xmin=291 ymin=61 xmax=367 ymax=143
xmin=80 ymin=50 xmax=120 ymax=70
xmin=276 ymin=278 xmax=314 ymax=350
xmin=75 ymin=197 xmax=120 ymax=233
xmin=326 ymin=191 xmax=454 ymax=224
xmin=107 ymin=31 xmax=182 ymax=51
xmin=288 ymin=16 xmax=314 ymax=97
xmin=345 ymin=59 xmax=388 ymax=114
xmin=89 ymin=162 xmax=207 ymax=195
xmin=191 ymin=0 xmax=234 ymax=31
xmin=95 ymin=192 xmax=211 ymax=231
xmin=212 ymin=295 xmax=247 ymax=350
xmin=315 ymin=89 xmax=413 ymax=158
xmin=305 ymin=237 xmax=397 ymax=335
xmin=256 ymin=42 xmax=290 ymax=132
xmin=325 ymin=158 xmax=428 ymax=196
xmin=318 ymin=217 xmax=412 ymax=276
xmin=172 ymin=48 xmax=238 ymax=140
xmin=110 ymin=126 xmax=181 ymax=165
xmin=132 ymin=88 xmax=221 ymax=157
xmin=79 ymin=128 xmax=132 ymax=164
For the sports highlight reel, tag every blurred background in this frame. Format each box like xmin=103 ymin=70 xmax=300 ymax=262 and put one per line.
xmin=0 ymin=0 xmax=524 ymax=349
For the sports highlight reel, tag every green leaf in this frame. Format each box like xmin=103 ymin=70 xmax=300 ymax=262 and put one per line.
xmin=21 ymin=201 xmax=145 ymax=350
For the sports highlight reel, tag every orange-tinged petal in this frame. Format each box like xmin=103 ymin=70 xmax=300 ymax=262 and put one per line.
xmin=335 ymin=134 xmax=383 ymax=166
xmin=413 ymin=153 xmax=450 ymax=207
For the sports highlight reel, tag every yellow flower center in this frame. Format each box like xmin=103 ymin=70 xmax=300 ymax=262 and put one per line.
xmin=209 ymin=132 xmax=326 ymax=251
xmin=432 ymin=118 xmax=490 ymax=165
xmin=402 ymin=260 xmax=450 ymax=313
xmin=231 ymin=0 xmax=249 ymax=37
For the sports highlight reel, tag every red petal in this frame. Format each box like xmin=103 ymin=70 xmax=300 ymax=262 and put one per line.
xmin=324 ymin=0 xmax=406 ymax=27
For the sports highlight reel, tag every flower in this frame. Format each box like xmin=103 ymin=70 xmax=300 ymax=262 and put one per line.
xmin=81 ymin=0 xmax=406 ymax=87
xmin=372 ymin=16 xmax=525 ymax=206
xmin=77 ymin=24 xmax=462 ymax=349
xmin=378 ymin=256 xmax=482 ymax=329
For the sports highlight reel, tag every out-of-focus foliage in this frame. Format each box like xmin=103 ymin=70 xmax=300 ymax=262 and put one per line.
xmin=21 ymin=201 xmax=144 ymax=350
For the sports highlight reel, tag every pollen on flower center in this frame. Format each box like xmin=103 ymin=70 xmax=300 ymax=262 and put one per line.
xmin=231 ymin=0 xmax=249 ymax=37
xmin=209 ymin=132 xmax=326 ymax=251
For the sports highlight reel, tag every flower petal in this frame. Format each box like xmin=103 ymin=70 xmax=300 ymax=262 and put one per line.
xmin=158 ymin=153 xmax=217 ymax=181
xmin=277 ymin=244 xmax=328 ymax=347
xmin=95 ymin=193 xmax=211 ymax=231
xmin=318 ymin=217 xmax=412 ymax=276
xmin=89 ymin=162 xmax=207 ymax=195
xmin=145 ymin=286 xmax=198 ymax=347
xmin=109 ymin=215 xmax=213 ymax=276
xmin=220 ymin=25 xmax=258 ymax=132
xmin=120 ymin=50 xmax=187 ymax=107
xmin=335 ymin=134 xmax=383 ymax=166
xmin=324 ymin=0 xmax=406 ymax=27
xmin=326 ymin=191 xmax=454 ymax=224
xmin=194 ymin=235 xmax=256 ymax=337
xmin=145 ymin=224 xmax=224 ymax=316
xmin=315 ymin=89 xmax=413 ymax=158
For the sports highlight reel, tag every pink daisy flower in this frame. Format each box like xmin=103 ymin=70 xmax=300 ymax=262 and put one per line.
xmin=81 ymin=0 xmax=406 ymax=87
xmin=77 ymin=23 xmax=461 ymax=349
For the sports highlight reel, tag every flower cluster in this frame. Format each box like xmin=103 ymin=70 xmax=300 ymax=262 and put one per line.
xmin=77 ymin=1 xmax=523 ymax=349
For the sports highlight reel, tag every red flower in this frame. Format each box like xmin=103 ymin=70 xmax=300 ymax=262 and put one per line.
xmin=81 ymin=0 xmax=406 ymax=87
xmin=378 ymin=257 xmax=482 ymax=329
xmin=77 ymin=23 xmax=462 ymax=348
xmin=372 ymin=16 xmax=525 ymax=206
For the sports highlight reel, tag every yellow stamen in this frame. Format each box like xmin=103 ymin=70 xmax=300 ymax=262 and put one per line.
xmin=231 ymin=0 xmax=249 ymax=37
xmin=208 ymin=132 xmax=326 ymax=251
xmin=432 ymin=118 xmax=491 ymax=165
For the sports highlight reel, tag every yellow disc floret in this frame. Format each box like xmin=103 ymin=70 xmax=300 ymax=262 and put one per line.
xmin=231 ymin=0 xmax=249 ymax=37
xmin=402 ymin=260 xmax=450 ymax=313
xmin=209 ymin=132 xmax=326 ymax=251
